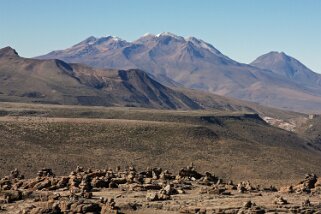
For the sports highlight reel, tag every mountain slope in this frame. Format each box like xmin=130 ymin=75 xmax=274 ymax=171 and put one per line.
xmin=37 ymin=33 xmax=321 ymax=113
xmin=0 ymin=46 xmax=202 ymax=109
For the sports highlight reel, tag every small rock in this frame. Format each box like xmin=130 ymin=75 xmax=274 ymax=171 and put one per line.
xmin=302 ymin=198 xmax=311 ymax=207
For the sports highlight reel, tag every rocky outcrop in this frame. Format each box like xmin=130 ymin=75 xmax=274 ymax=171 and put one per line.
xmin=280 ymin=174 xmax=321 ymax=194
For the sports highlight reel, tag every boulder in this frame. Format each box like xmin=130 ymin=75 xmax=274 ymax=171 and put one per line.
xmin=273 ymin=196 xmax=288 ymax=205
xmin=33 ymin=179 xmax=51 ymax=190
xmin=37 ymin=168 xmax=55 ymax=177
xmin=9 ymin=169 xmax=24 ymax=180
xmin=178 ymin=166 xmax=203 ymax=180
xmin=146 ymin=191 xmax=170 ymax=201
xmin=279 ymin=185 xmax=294 ymax=193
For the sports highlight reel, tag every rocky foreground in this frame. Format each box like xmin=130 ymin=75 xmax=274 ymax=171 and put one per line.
xmin=1 ymin=165 xmax=321 ymax=213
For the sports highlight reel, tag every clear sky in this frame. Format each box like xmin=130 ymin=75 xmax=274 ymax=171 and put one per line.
xmin=1 ymin=0 xmax=321 ymax=72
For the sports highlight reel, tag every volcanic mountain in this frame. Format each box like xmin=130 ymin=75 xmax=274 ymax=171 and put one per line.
xmin=251 ymin=51 xmax=321 ymax=90
xmin=37 ymin=33 xmax=321 ymax=113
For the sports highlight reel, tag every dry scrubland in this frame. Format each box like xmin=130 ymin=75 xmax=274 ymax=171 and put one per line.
xmin=0 ymin=102 xmax=321 ymax=186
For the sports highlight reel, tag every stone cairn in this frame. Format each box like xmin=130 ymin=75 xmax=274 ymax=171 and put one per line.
xmin=1 ymin=165 xmax=321 ymax=213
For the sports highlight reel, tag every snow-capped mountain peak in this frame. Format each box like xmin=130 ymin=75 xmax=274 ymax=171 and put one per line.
xmin=155 ymin=32 xmax=185 ymax=41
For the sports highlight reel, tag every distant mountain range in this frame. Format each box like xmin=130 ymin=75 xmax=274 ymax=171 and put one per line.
xmin=36 ymin=32 xmax=321 ymax=113
xmin=2 ymin=46 xmax=275 ymax=113
xmin=4 ymin=46 xmax=306 ymax=119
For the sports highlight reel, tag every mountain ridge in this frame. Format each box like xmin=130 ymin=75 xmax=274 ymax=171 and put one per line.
xmin=36 ymin=32 xmax=321 ymax=113
xmin=0 ymin=46 xmax=205 ymax=110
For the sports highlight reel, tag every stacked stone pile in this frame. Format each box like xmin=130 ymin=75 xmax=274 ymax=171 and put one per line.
xmin=1 ymin=166 xmax=321 ymax=213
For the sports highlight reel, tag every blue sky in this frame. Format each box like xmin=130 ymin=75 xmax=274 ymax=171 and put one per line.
xmin=1 ymin=0 xmax=321 ymax=72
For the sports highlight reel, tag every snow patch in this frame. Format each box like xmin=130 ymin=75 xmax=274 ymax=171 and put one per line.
xmin=143 ymin=33 xmax=154 ymax=37
xmin=111 ymin=36 xmax=122 ymax=41
xmin=186 ymin=37 xmax=220 ymax=55
xmin=156 ymin=32 xmax=184 ymax=40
